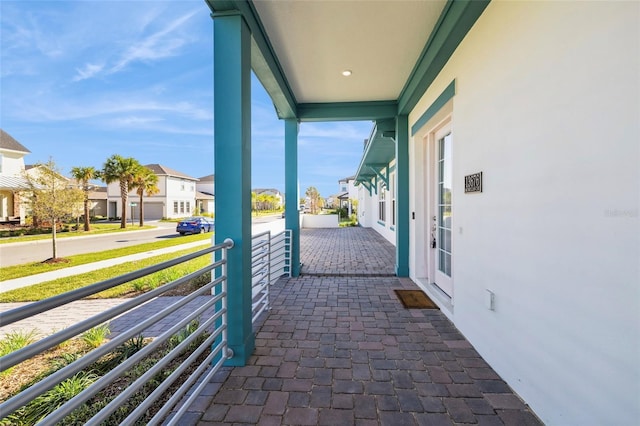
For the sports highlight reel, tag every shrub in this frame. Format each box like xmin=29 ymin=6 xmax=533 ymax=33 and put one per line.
xmin=81 ymin=323 xmax=110 ymax=348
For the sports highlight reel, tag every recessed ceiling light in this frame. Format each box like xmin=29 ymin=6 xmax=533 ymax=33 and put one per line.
xmin=342 ymin=70 xmax=352 ymax=77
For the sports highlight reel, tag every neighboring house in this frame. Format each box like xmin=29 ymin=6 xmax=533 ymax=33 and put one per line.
xmin=337 ymin=175 xmax=357 ymax=216
xmin=106 ymin=164 xmax=198 ymax=220
xmin=68 ymin=178 xmax=108 ymax=218
xmin=196 ymin=174 xmax=215 ymax=214
xmin=253 ymin=188 xmax=283 ymax=209
xmin=0 ymin=129 xmax=31 ymax=224
xmin=208 ymin=1 xmax=639 ymax=424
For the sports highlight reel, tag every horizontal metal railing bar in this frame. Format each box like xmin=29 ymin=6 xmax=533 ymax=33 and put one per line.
xmin=0 ymin=277 xmax=225 ymax=418
xmin=85 ymin=313 xmax=224 ymax=425
xmin=252 ymin=267 xmax=268 ymax=280
xmin=252 ymin=292 xmax=267 ymax=309
xmin=251 ymin=230 xmax=270 ymax=240
xmin=251 ymin=240 xmax=269 ymax=253
xmin=252 ymin=250 xmax=269 ymax=263
xmin=39 ymin=294 xmax=225 ymax=425
xmin=0 ymin=242 xmax=229 ymax=326
xmin=155 ymin=341 xmax=227 ymax=426
xmin=0 ymin=262 xmax=223 ymax=372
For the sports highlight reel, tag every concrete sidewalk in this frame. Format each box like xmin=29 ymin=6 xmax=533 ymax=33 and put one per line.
xmin=0 ymin=240 xmax=210 ymax=294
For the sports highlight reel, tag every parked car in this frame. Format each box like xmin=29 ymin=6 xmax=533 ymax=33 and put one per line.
xmin=176 ymin=217 xmax=214 ymax=235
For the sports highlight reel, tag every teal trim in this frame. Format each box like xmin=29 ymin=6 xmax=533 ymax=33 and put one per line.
xmin=411 ymin=80 xmax=456 ymax=136
xmin=370 ymin=165 xmax=389 ymax=187
xmin=206 ymin=0 xmax=297 ymax=118
xmin=297 ymin=101 xmax=397 ymax=122
xmin=284 ymin=119 xmax=300 ymax=277
xmin=354 ymin=119 xmax=396 ymax=185
xmin=390 ymin=226 xmax=395 ymax=232
xmin=377 ymin=220 xmax=386 ymax=227
xmin=213 ymin=13 xmax=254 ymax=365
xmin=398 ymin=0 xmax=490 ymax=115
xmin=373 ymin=175 xmax=378 ymax=195
xmin=395 ymin=115 xmax=410 ymax=277
xmin=389 ymin=165 xmax=396 ymax=173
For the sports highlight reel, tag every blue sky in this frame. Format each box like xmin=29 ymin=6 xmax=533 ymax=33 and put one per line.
xmin=0 ymin=1 xmax=371 ymax=198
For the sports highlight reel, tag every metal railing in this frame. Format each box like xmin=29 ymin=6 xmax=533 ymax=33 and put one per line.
xmin=251 ymin=229 xmax=291 ymax=322
xmin=0 ymin=239 xmax=234 ymax=425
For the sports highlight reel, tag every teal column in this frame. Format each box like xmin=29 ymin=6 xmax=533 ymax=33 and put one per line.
xmin=213 ymin=12 xmax=254 ymax=365
xmin=284 ymin=119 xmax=301 ymax=277
xmin=395 ymin=115 xmax=410 ymax=277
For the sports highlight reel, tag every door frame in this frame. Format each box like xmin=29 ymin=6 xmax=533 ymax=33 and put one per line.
xmin=425 ymin=116 xmax=453 ymax=299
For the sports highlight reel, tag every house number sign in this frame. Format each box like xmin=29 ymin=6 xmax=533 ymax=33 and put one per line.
xmin=464 ymin=172 xmax=483 ymax=193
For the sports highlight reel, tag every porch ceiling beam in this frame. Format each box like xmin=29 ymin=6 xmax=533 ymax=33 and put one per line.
xmin=206 ymin=0 xmax=297 ymax=119
xmin=297 ymin=101 xmax=397 ymax=122
xmin=369 ymin=165 xmax=389 ymax=187
xmin=398 ymin=0 xmax=490 ymax=115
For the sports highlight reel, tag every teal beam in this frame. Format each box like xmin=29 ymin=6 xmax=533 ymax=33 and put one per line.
xmin=361 ymin=181 xmax=372 ymax=196
xmin=297 ymin=101 xmax=397 ymax=122
xmin=395 ymin=115 xmax=410 ymax=276
xmin=284 ymin=119 xmax=301 ymax=277
xmin=213 ymin=12 xmax=254 ymax=365
xmin=398 ymin=0 xmax=490 ymax=115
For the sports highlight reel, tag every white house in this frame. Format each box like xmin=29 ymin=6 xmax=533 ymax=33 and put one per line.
xmin=349 ymin=2 xmax=639 ymax=424
xmin=0 ymin=129 xmax=31 ymax=224
xmin=196 ymin=174 xmax=215 ymax=215
xmin=337 ymin=175 xmax=358 ymax=216
xmin=253 ymin=188 xmax=283 ymax=209
xmin=106 ymin=164 xmax=198 ymax=220
xmin=208 ymin=1 xmax=639 ymax=424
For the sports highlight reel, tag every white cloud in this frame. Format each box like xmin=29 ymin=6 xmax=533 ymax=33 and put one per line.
xmin=73 ymin=63 xmax=105 ymax=81
xmin=110 ymin=10 xmax=199 ymax=73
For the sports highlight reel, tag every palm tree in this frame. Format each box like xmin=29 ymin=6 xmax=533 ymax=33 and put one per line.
xmin=70 ymin=166 xmax=97 ymax=231
xmin=132 ymin=167 xmax=159 ymax=227
xmin=100 ymin=155 xmax=142 ymax=228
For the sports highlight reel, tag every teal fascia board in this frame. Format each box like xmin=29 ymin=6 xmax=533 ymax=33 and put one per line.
xmin=411 ymin=80 xmax=456 ymax=136
xmin=284 ymin=119 xmax=301 ymax=277
xmin=398 ymin=0 xmax=490 ymax=115
xmin=207 ymin=0 xmax=297 ymax=119
xmin=297 ymin=101 xmax=397 ymax=122
xmin=354 ymin=119 xmax=396 ymax=184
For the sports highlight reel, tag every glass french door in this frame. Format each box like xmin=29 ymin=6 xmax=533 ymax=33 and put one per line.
xmin=435 ymin=131 xmax=453 ymax=296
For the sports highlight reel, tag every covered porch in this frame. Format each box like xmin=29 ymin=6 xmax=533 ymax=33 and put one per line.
xmin=182 ymin=228 xmax=540 ymax=425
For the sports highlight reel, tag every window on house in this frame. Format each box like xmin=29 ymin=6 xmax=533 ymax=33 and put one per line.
xmin=186 ymin=201 xmax=190 ymax=213
xmin=378 ymin=182 xmax=386 ymax=222
xmin=181 ymin=183 xmax=185 ymax=191
xmin=390 ymin=173 xmax=396 ymax=226
xmin=173 ymin=201 xmax=178 ymax=214
xmin=180 ymin=201 xmax=184 ymax=213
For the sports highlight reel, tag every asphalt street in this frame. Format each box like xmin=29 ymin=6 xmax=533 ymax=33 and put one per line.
xmin=0 ymin=215 xmax=282 ymax=267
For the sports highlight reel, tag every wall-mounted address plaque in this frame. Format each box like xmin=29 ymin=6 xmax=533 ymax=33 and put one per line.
xmin=464 ymin=172 xmax=483 ymax=193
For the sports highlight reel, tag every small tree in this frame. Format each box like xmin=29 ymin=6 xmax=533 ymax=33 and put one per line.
xmin=100 ymin=155 xmax=142 ymax=228
xmin=131 ymin=166 xmax=159 ymax=227
xmin=70 ymin=166 xmax=98 ymax=231
xmin=305 ymin=186 xmax=321 ymax=214
xmin=23 ymin=159 xmax=84 ymax=260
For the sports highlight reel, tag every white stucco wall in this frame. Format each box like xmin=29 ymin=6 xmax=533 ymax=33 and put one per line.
xmin=301 ymin=214 xmax=339 ymax=228
xmin=407 ymin=2 xmax=639 ymax=425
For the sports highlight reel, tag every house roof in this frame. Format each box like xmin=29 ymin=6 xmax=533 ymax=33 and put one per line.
xmin=339 ymin=176 xmax=355 ymax=183
xmin=198 ymin=174 xmax=215 ymax=182
xmin=254 ymin=188 xmax=282 ymax=195
xmin=144 ymin=164 xmax=198 ymax=181
xmin=0 ymin=129 xmax=31 ymax=154
xmin=0 ymin=175 xmax=31 ymax=190
xmin=196 ymin=191 xmax=215 ymax=200
xmin=88 ymin=187 xmax=108 ymax=200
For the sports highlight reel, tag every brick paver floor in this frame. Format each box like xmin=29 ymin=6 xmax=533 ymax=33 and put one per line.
xmin=188 ymin=275 xmax=541 ymax=425
xmin=300 ymin=228 xmax=396 ymax=276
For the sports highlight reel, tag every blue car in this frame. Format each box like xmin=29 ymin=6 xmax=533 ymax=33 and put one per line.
xmin=176 ymin=217 xmax=214 ymax=235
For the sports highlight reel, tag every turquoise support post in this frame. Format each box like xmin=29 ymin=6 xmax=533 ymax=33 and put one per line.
xmin=284 ymin=119 xmax=301 ymax=277
xmin=213 ymin=12 xmax=254 ymax=365
xmin=395 ymin=115 xmax=410 ymax=277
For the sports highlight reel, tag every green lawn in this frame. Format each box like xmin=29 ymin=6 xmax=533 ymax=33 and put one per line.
xmin=0 ymin=223 xmax=155 ymax=244
xmin=0 ymin=246 xmax=212 ymax=302
xmin=0 ymin=233 xmax=212 ymax=281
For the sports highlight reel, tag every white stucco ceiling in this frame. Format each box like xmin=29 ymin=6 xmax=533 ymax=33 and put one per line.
xmin=252 ymin=0 xmax=448 ymax=104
